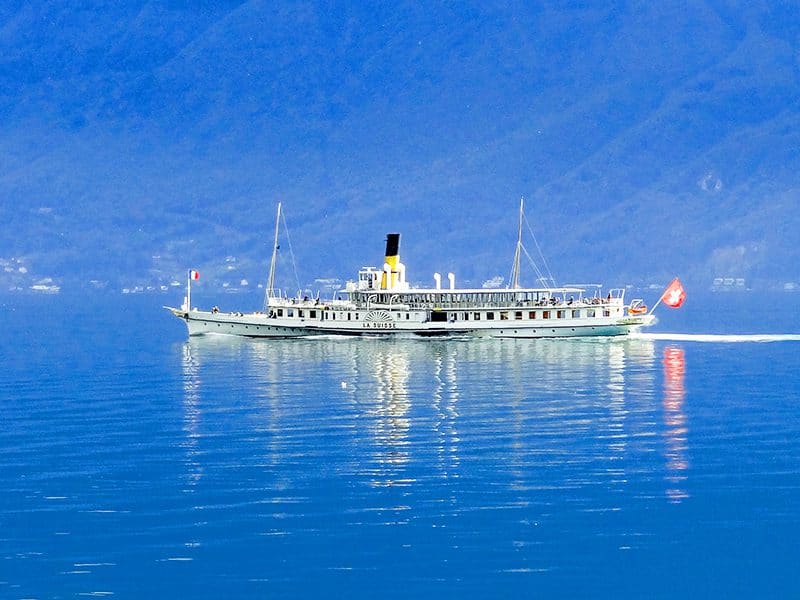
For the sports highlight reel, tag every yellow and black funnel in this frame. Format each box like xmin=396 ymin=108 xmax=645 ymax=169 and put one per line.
xmin=381 ymin=233 xmax=400 ymax=289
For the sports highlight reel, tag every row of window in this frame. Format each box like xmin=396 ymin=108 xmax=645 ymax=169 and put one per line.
xmin=274 ymin=309 xmax=413 ymax=321
xmin=271 ymin=307 xmax=614 ymax=321
xmin=276 ymin=308 xmax=319 ymax=319
xmin=465 ymin=309 xmax=611 ymax=321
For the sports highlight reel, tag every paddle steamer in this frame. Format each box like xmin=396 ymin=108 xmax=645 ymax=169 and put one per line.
xmin=167 ymin=202 xmax=657 ymax=338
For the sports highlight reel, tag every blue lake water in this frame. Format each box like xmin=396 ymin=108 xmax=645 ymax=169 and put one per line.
xmin=2 ymin=292 xmax=799 ymax=598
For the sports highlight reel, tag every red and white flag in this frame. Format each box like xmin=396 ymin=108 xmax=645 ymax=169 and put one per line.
xmin=661 ymin=277 xmax=686 ymax=308
xmin=190 ymin=269 xmax=200 ymax=281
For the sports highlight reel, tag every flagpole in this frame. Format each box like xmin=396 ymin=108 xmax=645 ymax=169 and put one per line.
xmin=187 ymin=269 xmax=191 ymax=314
xmin=647 ymin=294 xmax=663 ymax=316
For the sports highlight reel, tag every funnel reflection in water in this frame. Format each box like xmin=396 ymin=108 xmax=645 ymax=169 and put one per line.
xmin=363 ymin=344 xmax=413 ymax=486
xmin=662 ymin=346 xmax=689 ymax=502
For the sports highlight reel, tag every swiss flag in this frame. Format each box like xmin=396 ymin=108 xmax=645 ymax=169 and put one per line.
xmin=661 ymin=277 xmax=686 ymax=308
xmin=190 ymin=269 xmax=200 ymax=280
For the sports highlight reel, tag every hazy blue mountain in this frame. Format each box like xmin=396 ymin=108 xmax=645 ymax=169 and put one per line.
xmin=1 ymin=1 xmax=798 ymax=297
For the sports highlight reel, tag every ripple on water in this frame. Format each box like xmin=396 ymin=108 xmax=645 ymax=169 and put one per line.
xmin=3 ymin=302 xmax=800 ymax=596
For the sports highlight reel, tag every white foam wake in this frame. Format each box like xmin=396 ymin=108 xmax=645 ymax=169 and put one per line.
xmin=633 ymin=332 xmax=800 ymax=343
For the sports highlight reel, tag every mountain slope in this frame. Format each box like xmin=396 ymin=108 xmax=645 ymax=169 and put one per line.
xmin=1 ymin=1 xmax=798 ymax=294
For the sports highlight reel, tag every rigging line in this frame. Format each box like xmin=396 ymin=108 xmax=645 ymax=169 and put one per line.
xmin=523 ymin=214 xmax=557 ymax=287
xmin=520 ymin=243 xmax=548 ymax=287
xmin=280 ymin=209 xmax=303 ymax=296
xmin=509 ymin=241 xmax=546 ymax=289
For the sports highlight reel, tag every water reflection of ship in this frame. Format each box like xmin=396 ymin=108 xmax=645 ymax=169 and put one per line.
xmin=432 ymin=344 xmax=460 ymax=482
xmin=179 ymin=336 xmax=663 ymax=492
xmin=662 ymin=346 xmax=689 ymax=502
xmin=357 ymin=342 xmax=413 ymax=487
xmin=180 ymin=342 xmax=204 ymax=489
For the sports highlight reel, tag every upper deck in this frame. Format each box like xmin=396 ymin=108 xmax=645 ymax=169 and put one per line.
xmin=342 ymin=285 xmax=625 ymax=311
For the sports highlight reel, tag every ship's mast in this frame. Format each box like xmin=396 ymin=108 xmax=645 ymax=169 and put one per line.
xmin=510 ymin=197 xmax=524 ymax=289
xmin=266 ymin=202 xmax=282 ymax=302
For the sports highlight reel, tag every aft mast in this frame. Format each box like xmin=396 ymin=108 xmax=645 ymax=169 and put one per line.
xmin=510 ymin=197 xmax=524 ymax=289
xmin=265 ymin=202 xmax=282 ymax=306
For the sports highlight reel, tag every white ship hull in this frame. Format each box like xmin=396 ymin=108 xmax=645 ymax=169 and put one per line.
xmin=168 ymin=307 xmax=654 ymax=339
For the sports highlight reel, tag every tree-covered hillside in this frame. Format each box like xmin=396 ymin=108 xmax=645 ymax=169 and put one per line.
xmin=1 ymin=1 xmax=798 ymax=294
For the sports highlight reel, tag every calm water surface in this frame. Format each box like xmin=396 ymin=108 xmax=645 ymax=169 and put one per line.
xmin=1 ymin=294 xmax=799 ymax=598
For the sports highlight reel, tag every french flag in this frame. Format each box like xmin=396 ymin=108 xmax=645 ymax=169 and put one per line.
xmin=190 ymin=269 xmax=200 ymax=280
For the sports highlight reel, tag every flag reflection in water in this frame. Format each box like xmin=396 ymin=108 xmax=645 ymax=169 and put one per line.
xmin=181 ymin=342 xmax=204 ymax=490
xmin=662 ymin=346 xmax=689 ymax=502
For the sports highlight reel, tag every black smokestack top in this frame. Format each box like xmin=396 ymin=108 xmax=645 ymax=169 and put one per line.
xmin=385 ymin=233 xmax=400 ymax=257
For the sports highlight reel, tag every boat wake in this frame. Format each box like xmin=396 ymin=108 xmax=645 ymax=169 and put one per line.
xmin=633 ymin=332 xmax=800 ymax=343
